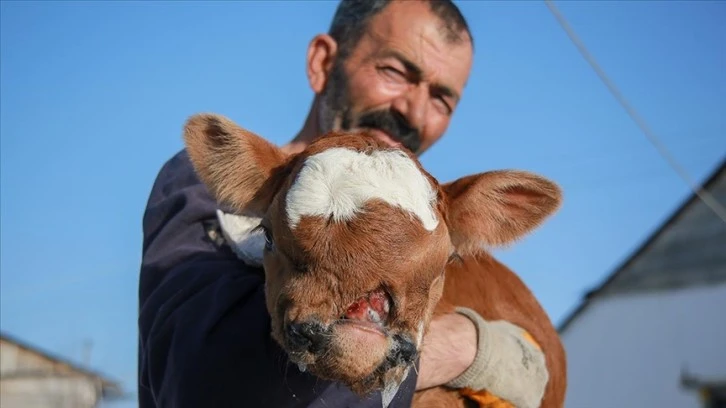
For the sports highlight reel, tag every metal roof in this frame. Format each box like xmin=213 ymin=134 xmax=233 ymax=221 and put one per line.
xmin=557 ymin=157 xmax=726 ymax=334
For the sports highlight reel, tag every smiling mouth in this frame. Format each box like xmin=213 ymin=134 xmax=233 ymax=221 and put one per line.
xmin=339 ymin=288 xmax=392 ymax=332
xmin=355 ymin=128 xmax=402 ymax=149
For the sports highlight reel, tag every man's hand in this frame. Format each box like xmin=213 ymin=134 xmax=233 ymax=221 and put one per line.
xmin=415 ymin=312 xmax=478 ymax=390
xmin=416 ymin=308 xmax=550 ymax=408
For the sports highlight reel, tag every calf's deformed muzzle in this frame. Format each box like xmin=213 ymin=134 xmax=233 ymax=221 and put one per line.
xmin=285 ymin=320 xmax=329 ymax=354
xmin=388 ymin=333 xmax=418 ymax=366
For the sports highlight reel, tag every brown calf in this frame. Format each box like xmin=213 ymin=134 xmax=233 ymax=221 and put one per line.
xmin=182 ymin=113 xmax=566 ymax=408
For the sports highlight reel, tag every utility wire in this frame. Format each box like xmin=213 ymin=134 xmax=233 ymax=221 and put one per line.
xmin=543 ymin=0 xmax=726 ymax=223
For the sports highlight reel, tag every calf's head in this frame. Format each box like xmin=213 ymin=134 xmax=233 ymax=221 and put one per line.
xmin=183 ymin=113 xmax=562 ymax=403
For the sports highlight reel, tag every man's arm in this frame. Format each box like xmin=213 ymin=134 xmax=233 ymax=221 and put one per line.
xmin=418 ymin=308 xmax=550 ymax=408
xmin=137 ymin=150 xmax=418 ymax=408
xmin=416 ymin=313 xmax=478 ymax=390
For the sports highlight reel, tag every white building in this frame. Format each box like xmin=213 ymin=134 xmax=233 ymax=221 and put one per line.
xmin=0 ymin=332 xmax=124 ymax=408
xmin=558 ymin=160 xmax=726 ymax=408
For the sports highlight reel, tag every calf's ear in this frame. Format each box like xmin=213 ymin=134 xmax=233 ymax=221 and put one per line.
xmin=442 ymin=170 xmax=562 ymax=254
xmin=183 ymin=113 xmax=288 ymax=217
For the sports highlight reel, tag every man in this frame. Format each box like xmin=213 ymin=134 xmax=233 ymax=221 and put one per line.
xmin=138 ymin=1 xmax=549 ymax=407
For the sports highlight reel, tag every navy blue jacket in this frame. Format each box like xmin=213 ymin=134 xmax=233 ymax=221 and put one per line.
xmin=137 ymin=149 xmax=418 ymax=407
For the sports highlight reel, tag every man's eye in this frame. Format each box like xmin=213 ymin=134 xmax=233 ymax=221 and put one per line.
xmin=379 ymin=66 xmax=405 ymax=80
xmin=431 ymin=95 xmax=453 ymax=115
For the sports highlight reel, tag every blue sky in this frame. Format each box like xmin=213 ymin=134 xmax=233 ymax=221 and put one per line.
xmin=1 ymin=1 xmax=724 ymax=405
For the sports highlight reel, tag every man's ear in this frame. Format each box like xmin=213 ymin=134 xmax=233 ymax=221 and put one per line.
xmin=183 ymin=113 xmax=289 ymax=217
xmin=442 ymin=170 xmax=563 ymax=254
xmin=306 ymin=34 xmax=339 ymax=94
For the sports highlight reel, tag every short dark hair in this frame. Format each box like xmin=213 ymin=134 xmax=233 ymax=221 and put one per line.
xmin=328 ymin=0 xmax=473 ymax=60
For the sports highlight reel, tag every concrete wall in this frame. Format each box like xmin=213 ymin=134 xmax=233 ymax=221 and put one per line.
xmin=0 ymin=340 xmax=101 ymax=408
xmin=1 ymin=376 xmax=100 ymax=408
xmin=561 ymin=282 xmax=726 ymax=408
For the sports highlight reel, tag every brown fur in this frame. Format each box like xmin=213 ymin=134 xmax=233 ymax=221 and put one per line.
xmin=183 ymin=113 xmax=567 ymax=407
xmin=412 ymin=253 xmax=567 ymax=408
xmin=410 ymin=175 xmax=567 ymax=408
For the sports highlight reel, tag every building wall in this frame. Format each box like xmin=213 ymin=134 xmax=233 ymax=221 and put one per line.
xmin=561 ymin=282 xmax=726 ymax=408
xmin=1 ymin=377 xmax=100 ymax=408
xmin=0 ymin=340 xmax=101 ymax=408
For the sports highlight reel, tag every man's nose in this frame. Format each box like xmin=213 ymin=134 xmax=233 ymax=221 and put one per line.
xmin=391 ymin=86 xmax=428 ymax=130
xmin=286 ymin=321 xmax=327 ymax=353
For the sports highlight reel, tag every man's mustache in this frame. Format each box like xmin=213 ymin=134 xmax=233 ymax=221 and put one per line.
xmin=354 ymin=109 xmax=422 ymax=154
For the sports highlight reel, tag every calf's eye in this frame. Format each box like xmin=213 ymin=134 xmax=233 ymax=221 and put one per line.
xmin=262 ymin=227 xmax=275 ymax=251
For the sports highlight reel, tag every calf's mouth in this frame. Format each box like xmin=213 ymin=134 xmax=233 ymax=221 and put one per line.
xmin=339 ymin=287 xmax=392 ymax=332
xmin=281 ymin=286 xmax=417 ymax=407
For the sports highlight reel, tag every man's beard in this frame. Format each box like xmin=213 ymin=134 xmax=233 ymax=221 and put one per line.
xmin=318 ymin=59 xmax=422 ymax=154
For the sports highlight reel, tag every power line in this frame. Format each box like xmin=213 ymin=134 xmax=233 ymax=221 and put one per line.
xmin=543 ymin=0 xmax=726 ymax=223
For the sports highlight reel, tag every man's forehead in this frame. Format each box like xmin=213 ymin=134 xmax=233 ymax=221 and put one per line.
xmin=361 ymin=1 xmax=473 ymax=94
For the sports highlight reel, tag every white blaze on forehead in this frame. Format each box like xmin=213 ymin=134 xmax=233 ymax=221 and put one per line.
xmin=286 ymin=147 xmax=439 ymax=231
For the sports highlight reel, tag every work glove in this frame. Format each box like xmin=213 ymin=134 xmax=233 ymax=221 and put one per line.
xmin=446 ymin=307 xmax=549 ymax=408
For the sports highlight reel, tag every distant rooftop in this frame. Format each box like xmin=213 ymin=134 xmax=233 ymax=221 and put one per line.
xmin=0 ymin=331 xmax=124 ymax=399
xmin=558 ymin=157 xmax=726 ymax=334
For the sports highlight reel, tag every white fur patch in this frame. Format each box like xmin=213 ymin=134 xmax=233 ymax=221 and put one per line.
xmin=216 ymin=210 xmax=265 ymax=267
xmin=285 ymin=148 xmax=439 ymax=231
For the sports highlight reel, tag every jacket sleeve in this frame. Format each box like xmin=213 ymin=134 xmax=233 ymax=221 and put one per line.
xmin=136 ymin=150 xmax=418 ymax=408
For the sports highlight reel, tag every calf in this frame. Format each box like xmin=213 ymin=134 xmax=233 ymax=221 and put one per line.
xmin=183 ymin=113 xmax=566 ymax=408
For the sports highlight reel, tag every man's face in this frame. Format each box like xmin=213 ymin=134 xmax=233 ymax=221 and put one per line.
xmin=318 ymin=1 xmax=473 ymax=156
